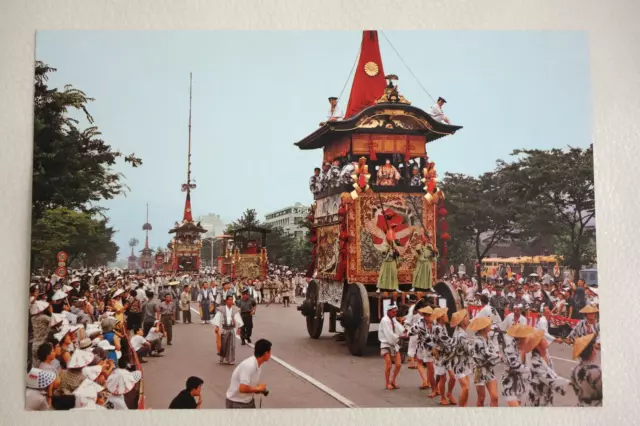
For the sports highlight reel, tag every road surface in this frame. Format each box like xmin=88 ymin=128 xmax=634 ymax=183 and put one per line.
xmin=142 ymin=298 xmax=597 ymax=409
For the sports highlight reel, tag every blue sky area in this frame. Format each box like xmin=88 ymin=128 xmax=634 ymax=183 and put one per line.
xmin=35 ymin=31 xmax=591 ymax=256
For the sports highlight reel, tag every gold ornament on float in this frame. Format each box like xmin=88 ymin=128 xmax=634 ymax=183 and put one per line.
xmin=364 ymin=61 xmax=379 ymax=76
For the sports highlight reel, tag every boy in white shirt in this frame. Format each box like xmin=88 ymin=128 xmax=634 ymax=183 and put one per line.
xmin=144 ymin=321 xmax=166 ymax=357
xmin=130 ymin=327 xmax=151 ymax=363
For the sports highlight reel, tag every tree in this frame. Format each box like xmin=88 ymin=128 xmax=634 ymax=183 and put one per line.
xmin=497 ymin=145 xmax=595 ymax=275
xmin=31 ymin=207 xmax=119 ymax=269
xmin=441 ymin=171 xmax=524 ymax=283
xmin=225 ymin=209 xmax=261 ymax=233
xmin=31 ymin=61 xmax=142 ymax=222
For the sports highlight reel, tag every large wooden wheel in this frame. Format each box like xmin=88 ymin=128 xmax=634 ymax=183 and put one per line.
xmin=305 ymin=280 xmax=324 ymax=339
xmin=342 ymin=283 xmax=370 ymax=356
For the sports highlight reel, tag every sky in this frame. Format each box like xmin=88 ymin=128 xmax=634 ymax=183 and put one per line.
xmin=35 ymin=31 xmax=591 ymax=258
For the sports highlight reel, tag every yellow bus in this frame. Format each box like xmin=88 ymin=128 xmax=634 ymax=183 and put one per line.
xmin=481 ymin=256 xmax=561 ymax=278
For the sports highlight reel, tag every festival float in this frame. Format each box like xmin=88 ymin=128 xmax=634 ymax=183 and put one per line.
xmin=228 ymin=227 xmax=270 ymax=280
xmin=297 ymin=30 xmax=465 ymax=355
xmin=168 ymin=74 xmax=207 ymax=272
xmin=139 ymin=203 xmax=154 ymax=270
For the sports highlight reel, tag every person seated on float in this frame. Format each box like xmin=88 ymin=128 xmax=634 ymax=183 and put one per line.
xmin=327 ymin=96 xmax=343 ymax=121
xmin=245 ymin=241 xmax=258 ymax=255
xmin=376 ymin=159 xmax=401 ymax=186
xmin=428 ymin=97 xmax=450 ymax=124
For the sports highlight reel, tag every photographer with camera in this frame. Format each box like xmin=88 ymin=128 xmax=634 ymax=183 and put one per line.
xmin=225 ymin=339 xmax=272 ymax=409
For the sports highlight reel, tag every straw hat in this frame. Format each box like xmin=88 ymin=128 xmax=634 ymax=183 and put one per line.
xmin=82 ymin=365 xmax=103 ymax=381
xmin=106 ymin=369 xmax=142 ymax=395
xmin=431 ymin=307 xmax=448 ymax=321
xmin=580 ymin=305 xmax=599 ymax=314
xmin=79 ymin=338 xmax=93 ymax=350
xmin=26 ymin=368 xmax=57 ymax=389
xmin=467 ymin=316 xmax=492 ymax=332
xmin=29 ymin=300 xmax=49 ymax=315
xmin=573 ymin=333 xmax=596 ymax=359
xmin=506 ymin=323 xmax=535 ymax=339
xmin=112 ymin=288 xmax=125 ymax=298
xmin=418 ymin=306 xmax=434 ymax=315
xmin=67 ymin=349 xmax=95 ymax=369
xmin=450 ymin=309 xmax=468 ymax=328
xmin=522 ymin=329 xmax=545 ymax=353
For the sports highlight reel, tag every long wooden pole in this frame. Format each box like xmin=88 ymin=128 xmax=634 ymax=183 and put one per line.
xmin=187 ymin=72 xmax=193 ymax=187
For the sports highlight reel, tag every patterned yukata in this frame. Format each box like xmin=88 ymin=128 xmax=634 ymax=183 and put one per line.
xmin=497 ymin=333 xmax=531 ymax=403
xmin=376 ymin=164 xmax=401 ymax=186
xmin=309 ymin=174 xmax=322 ymax=195
xmin=448 ymin=327 xmax=476 ymax=379
xmin=567 ymin=320 xmax=600 ymax=343
xmin=320 ymin=170 xmax=331 ymax=191
xmin=570 ymin=362 xmax=602 ymax=407
xmin=328 ymin=164 xmax=341 ymax=188
xmin=339 ymin=163 xmax=355 ymax=186
xmin=408 ymin=318 xmax=435 ymax=363
xmin=431 ymin=323 xmax=452 ymax=376
xmin=212 ymin=305 xmax=243 ymax=364
xmin=410 ymin=174 xmax=422 ymax=187
xmin=524 ymin=350 xmax=569 ymax=406
xmin=471 ymin=335 xmax=501 ymax=386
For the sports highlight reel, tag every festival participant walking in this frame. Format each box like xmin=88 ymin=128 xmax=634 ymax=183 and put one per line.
xmin=169 ymin=376 xmax=204 ymax=409
xmin=237 ymin=288 xmax=257 ymax=345
xmin=431 ymin=307 xmax=457 ymax=406
xmin=160 ymin=294 xmax=176 ymax=346
xmin=225 ymin=339 xmax=272 ymax=409
xmin=449 ymin=309 xmax=475 ymax=407
xmin=213 ymin=295 xmax=244 ymax=364
xmin=570 ymin=333 xmax=602 ymax=406
xmin=566 ymin=305 xmax=600 ymax=345
xmin=522 ymin=330 xmax=569 ymax=406
xmin=497 ymin=323 xmax=534 ymax=407
xmin=198 ymin=282 xmax=215 ymax=325
xmin=408 ymin=305 xmax=436 ymax=391
xmin=378 ymin=304 xmax=405 ymax=391
xmin=180 ymin=285 xmax=192 ymax=324
xmin=468 ymin=316 xmax=501 ymax=407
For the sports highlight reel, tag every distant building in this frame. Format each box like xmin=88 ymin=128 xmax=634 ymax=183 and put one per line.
xmin=264 ymin=202 xmax=310 ymax=240
xmin=196 ymin=213 xmax=227 ymax=238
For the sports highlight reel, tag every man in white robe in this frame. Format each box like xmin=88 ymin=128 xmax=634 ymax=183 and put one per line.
xmin=427 ymin=97 xmax=450 ymax=124
xmin=327 ymin=96 xmax=343 ymax=121
xmin=378 ymin=304 xmax=406 ymax=390
xmin=212 ymin=295 xmax=244 ymax=365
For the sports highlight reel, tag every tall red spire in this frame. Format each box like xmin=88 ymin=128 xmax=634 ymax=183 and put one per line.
xmin=183 ymin=191 xmax=193 ymax=223
xmin=344 ymin=31 xmax=387 ymax=119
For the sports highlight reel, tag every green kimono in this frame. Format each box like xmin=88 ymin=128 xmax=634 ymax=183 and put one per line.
xmin=377 ymin=247 xmax=399 ymax=291
xmin=412 ymin=245 xmax=436 ymax=290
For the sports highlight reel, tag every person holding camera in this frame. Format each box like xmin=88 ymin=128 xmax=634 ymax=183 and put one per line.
xmin=225 ymin=339 xmax=272 ymax=409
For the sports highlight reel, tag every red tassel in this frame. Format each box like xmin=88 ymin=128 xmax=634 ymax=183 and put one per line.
xmin=338 ymin=206 xmax=347 ymax=216
xmin=439 ymin=220 xmax=449 ymax=232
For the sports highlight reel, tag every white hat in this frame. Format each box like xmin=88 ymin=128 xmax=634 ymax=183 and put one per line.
xmin=29 ymin=300 xmax=49 ymax=315
xmin=70 ymin=324 xmax=84 ymax=333
xmin=73 ymin=379 xmax=104 ymax=408
xmin=52 ymin=290 xmax=67 ymax=301
xmin=97 ymin=340 xmax=116 ymax=351
xmin=62 ymin=311 xmax=78 ymax=325
xmin=106 ymin=369 xmax=142 ymax=395
xmin=63 ymin=285 xmax=74 ymax=293
xmin=386 ymin=304 xmax=398 ymax=312
xmin=587 ymin=286 xmax=598 ymax=295
xmin=26 ymin=368 xmax=57 ymax=389
xmin=67 ymin=349 xmax=95 ymax=369
xmin=70 ymin=277 xmax=81 ymax=284
xmin=54 ymin=326 xmax=70 ymax=342
xmin=91 ymin=337 xmax=102 ymax=347
xmin=82 ymin=365 xmax=103 ymax=381
xmin=49 ymin=313 xmax=64 ymax=327
xmin=112 ymin=289 xmax=125 ymax=298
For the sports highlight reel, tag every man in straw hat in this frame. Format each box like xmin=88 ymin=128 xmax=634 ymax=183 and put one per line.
xmin=378 ymin=303 xmax=406 ymax=391
xmin=431 ymin=307 xmax=457 ymax=405
xmin=570 ymin=333 xmax=602 ymax=406
xmin=498 ymin=323 xmax=535 ymax=407
xmin=521 ymin=329 xmax=569 ymax=406
xmin=407 ymin=303 xmax=436 ymax=390
xmin=449 ymin=309 xmax=474 ymax=407
xmin=468 ymin=316 xmax=501 ymax=407
xmin=565 ymin=304 xmax=600 ymax=347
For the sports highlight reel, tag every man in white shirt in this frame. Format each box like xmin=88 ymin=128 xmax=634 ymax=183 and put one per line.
xmin=535 ymin=306 xmax=557 ymax=346
xmin=427 ymin=97 xmax=450 ymax=124
xmin=144 ymin=320 xmax=166 ymax=356
xmin=327 ymin=96 xmax=343 ymax=121
xmin=225 ymin=339 xmax=272 ymax=409
xmin=378 ymin=304 xmax=406 ymax=390
xmin=500 ymin=304 xmax=527 ymax=331
xmin=130 ymin=327 xmax=151 ymax=363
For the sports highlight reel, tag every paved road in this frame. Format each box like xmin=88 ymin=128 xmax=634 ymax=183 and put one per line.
xmin=143 ymin=298 xmax=599 ymax=409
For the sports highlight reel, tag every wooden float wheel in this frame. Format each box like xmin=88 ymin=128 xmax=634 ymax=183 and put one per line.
xmin=305 ymin=280 xmax=324 ymax=339
xmin=343 ymin=283 xmax=370 ymax=356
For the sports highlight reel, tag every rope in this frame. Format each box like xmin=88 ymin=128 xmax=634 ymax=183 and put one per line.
xmin=380 ymin=31 xmax=436 ymax=104
xmin=337 ymin=45 xmax=361 ymax=106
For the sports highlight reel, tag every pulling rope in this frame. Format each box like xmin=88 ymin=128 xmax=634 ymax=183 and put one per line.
xmin=337 ymin=45 xmax=361 ymax=106
xmin=380 ymin=31 xmax=437 ymax=105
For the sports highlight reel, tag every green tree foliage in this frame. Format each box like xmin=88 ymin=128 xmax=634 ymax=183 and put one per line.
xmin=31 ymin=207 xmax=118 ymax=269
xmin=441 ymin=171 xmax=523 ymax=281
xmin=497 ymin=145 xmax=596 ymax=273
xmin=30 ymin=62 xmax=143 ymax=269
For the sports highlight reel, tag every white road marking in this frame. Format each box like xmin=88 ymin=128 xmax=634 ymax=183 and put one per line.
xmin=189 ymin=306 xmax=358 ymax=408
xmin=550 ymin=356 xmax=578 ymax=364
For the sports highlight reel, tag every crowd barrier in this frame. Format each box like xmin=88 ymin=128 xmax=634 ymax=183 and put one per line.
xmin=121 ymin=325 xmax=145 ymax=409
xmin=466 ymin=305 xmax=580 ymax=328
